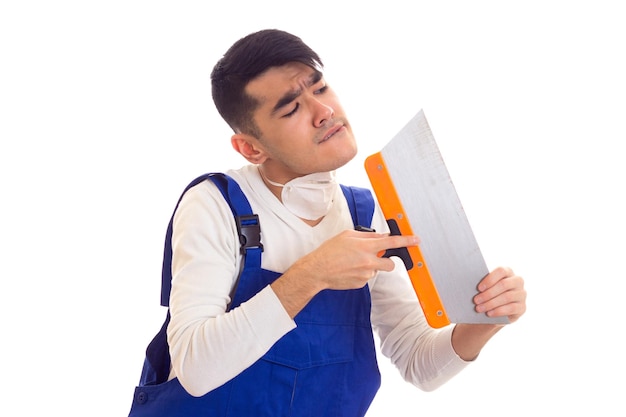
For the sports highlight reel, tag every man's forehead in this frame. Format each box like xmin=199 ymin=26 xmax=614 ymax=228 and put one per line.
xmin=246 ymin=63 xmax=323 ymax=102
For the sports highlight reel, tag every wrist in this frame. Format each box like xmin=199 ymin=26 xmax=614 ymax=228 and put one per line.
xmin=451 ymin=323 xmax=503 ymax=361
xmin=270 ymin=263 xmax=325 ymax=318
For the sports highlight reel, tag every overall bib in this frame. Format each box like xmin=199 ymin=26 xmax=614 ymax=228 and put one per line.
xmin=128 ymin=173 xmax=381 ymax=417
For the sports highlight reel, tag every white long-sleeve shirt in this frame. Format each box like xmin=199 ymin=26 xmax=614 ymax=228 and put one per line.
xmin=167 ymin=164 xmax=469 ymax=397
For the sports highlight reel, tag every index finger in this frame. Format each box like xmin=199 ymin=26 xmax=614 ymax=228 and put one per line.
xmin=372 ymin=234 xmax=420 ymax=252
xmin=478 ymin=266 xmax=514 ymax=292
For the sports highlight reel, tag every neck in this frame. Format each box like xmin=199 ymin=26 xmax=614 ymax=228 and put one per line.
xmin=258 ymin=166 xmax=285 ymax=201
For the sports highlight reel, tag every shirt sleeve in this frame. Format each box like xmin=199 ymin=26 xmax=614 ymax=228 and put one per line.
xmin=369 ymin=211 xmax=470 ymax=392
xmin=166 ymin=180 xmax=295 ymax=397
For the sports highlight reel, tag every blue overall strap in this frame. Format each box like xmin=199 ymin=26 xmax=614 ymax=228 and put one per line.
xmin=160 ymin=173 xmax=262 ymax=307
xmin=340 ymin=184 xmax=375 ymax=228
xmin=140 ymin=173 xmax=261 ymax=387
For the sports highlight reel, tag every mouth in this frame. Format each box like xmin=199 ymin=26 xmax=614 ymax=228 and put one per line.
xmin=319 ymin=123 xmax=345 ymax=144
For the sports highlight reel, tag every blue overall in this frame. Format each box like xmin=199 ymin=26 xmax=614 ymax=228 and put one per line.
xmin=129 ymin=173 xmax=381 ymax=417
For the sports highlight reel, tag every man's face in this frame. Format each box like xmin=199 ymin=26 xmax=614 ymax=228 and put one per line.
xmin=243 ymin=62 xmax=357 ymax=183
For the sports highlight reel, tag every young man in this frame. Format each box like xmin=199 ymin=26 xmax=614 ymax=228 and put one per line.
xmin=130 ymin=29 xmax=526 ymax=417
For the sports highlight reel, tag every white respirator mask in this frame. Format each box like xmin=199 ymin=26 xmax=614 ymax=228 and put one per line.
xmin=261 ymin=170 xmax=337 ymax=220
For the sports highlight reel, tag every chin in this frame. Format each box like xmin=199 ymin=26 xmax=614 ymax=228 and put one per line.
xmin=329 ymin=149 xmax=357 ymax=171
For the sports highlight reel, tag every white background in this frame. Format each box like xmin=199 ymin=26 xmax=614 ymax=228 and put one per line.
xmin=2 ymin=1 xmax=624 ymax=415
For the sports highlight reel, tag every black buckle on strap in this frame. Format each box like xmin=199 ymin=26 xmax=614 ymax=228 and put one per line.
xmin=236 ymin=214 xmax=263 ymax=254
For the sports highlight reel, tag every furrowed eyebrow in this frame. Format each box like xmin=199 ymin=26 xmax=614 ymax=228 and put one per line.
xmin=271 ymin=89 xmax=301 ymax=115
xmin=271 ymin=70 xmax=324 ymax=115
xmin=309 ymin=70 xmax=323 ymax=87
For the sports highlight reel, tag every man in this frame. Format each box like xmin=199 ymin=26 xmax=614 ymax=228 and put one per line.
xmin=129 ymin=29 xmax=526 ymax=417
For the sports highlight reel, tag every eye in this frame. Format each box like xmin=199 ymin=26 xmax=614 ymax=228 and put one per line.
xmin=314 ymin=85 xmax=328 ymax=95
xmin=283 ymin=103 xmax=299 ymax=118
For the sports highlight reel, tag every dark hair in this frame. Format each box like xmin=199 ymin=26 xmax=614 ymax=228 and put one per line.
xmin=211 ymin=29 xmax=323 ymax=136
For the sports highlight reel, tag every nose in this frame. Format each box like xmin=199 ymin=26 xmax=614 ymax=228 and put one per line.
xmin=311 ymin=97 xmax=334 ymax=128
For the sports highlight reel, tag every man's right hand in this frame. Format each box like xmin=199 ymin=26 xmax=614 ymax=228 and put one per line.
xmin=270 ymin=230 xmax=420 ymax=318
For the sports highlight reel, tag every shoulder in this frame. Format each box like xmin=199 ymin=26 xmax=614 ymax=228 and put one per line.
xmin=174 ymin=176 xmax=234 ymax=230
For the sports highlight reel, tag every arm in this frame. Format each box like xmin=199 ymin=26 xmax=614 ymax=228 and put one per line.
xmin=167 ymin=182 xmax=295 ymax=397
xmin=370 ymin=258 xmax=470 ymax=392
xmin=369 ymin=210 xmax=527 ymax=390
xmin=372 ymin=265 xmax=526 ymax=390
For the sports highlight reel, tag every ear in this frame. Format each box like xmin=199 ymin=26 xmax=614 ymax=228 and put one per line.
xmin=231 ymin=133 xmax=268 ymax=164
